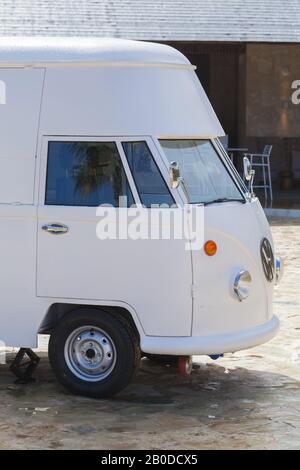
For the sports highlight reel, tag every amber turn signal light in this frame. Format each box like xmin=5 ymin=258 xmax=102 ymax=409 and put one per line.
xmin=204 ymin=240 xmax=217 ymax=256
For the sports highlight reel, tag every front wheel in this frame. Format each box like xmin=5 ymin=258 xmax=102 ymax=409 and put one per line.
xmin=48 ymin=308 xmax=140 ymax=398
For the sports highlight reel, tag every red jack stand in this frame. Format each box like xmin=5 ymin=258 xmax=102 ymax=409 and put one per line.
xmin=178 ymin=356 xmax=193 ymax=376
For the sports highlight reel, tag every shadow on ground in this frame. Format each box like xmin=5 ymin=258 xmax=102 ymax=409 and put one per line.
xmin=0 ymin=353 xmax=299 ymax=449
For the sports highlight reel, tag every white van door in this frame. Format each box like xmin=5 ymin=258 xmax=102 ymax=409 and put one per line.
xmin=37 ymin=136 xmax=192 ymax=337
xmin=0 ymin=68 xmax=44 ymax=347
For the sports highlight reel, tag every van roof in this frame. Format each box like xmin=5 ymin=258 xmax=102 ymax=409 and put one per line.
xmin=0 ymin=37 xmax=191 ymax=68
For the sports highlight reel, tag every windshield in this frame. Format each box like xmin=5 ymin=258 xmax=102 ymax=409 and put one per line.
xmin=159 ymin=139 xmax=244 ymax=204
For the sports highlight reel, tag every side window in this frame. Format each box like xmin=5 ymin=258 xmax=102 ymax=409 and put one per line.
xmin=122 ymin=141 xmax=175 ymax=207
xmin=45 ymin=141 xmax=134 ymax=207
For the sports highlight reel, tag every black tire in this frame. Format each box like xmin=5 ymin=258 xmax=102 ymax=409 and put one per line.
xmin=48 ymin=308 xmax=140 ymax=398
xmin=143 ymin=353 xmax=179 ymax=365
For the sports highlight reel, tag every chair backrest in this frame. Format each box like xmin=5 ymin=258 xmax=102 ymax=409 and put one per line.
xmin=263 ymin=145 xmax=273 ymax=157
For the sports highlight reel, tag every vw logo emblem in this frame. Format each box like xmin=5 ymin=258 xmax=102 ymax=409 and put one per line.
xmin=260 ymin=238 xmax=275 ymax=282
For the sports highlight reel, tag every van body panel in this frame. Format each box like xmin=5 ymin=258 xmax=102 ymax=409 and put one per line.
xmin=192 ymin=199 xmax=274 ymax=337
xmin=36 ymin=205 xmax=193 ymax=336
xmin=0 ymin=205 xmax=37 ymax=346
xmin=38 ymin=66 xmax=224 ymax=139
xmin=0 ymin=67 xmax=43 ymax=347
xmin=141 ymin=315 xmax=279 ymax=356
xmin=0 ymin=37 xmax=191 ymax=67
xmin=0 ymin=67 xmax=44 ymax=204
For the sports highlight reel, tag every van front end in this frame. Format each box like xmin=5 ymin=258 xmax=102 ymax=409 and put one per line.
xmin=141 ymin=198 xmax=281 ymax=357
xmin=141 ymin=138 xmax=282 ymax=359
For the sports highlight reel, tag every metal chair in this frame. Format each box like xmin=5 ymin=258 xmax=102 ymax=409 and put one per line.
xmin=244 ymin=145 xmax=273 ymax=203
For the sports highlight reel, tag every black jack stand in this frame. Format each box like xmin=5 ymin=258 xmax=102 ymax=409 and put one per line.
xmin=10 ymin=348 xmax=40 ymax=384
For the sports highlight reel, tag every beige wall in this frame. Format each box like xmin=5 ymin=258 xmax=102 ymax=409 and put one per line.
xmin=246 ymin=44 xmax=300 ymax=138
xmin=170 ymin=41 xmax=300 ymax=179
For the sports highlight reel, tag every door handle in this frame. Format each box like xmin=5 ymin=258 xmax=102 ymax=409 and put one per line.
xmin=42 ymin=223 xmax=69 ymax=235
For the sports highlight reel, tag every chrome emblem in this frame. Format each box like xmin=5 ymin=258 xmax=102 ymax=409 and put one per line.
xmin=260 ymin=238 xmax=275 ymax=282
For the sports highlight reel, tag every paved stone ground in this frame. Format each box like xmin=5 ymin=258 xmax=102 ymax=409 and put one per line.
xmin=0 ymin=217 xmax=299 ymax=450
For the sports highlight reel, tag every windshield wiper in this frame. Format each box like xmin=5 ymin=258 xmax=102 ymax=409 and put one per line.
xmin=204 ymin=198 xmax=244 ymax=206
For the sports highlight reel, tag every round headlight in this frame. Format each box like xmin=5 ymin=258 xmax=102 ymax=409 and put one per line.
xmin=234 ymin=270 xmax=252 ymax=301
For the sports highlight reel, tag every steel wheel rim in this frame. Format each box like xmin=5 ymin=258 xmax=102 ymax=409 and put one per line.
xmin=64 ymin=325 xmax=117 ymax=382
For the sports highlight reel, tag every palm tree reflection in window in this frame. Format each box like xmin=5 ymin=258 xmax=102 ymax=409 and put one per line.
xmin=73 ymin=143 xmax=123 ymax=207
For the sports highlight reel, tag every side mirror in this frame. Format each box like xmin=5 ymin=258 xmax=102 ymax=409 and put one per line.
xmin=243 ymin=157 xmax=252 ymax=181
xmin=243 ymin=156 xmax=255 ymax=196
xmin=169 ymin=161 xmax=180 ymax=189
xmin=169 ymin=161 xmax=190 ymax=203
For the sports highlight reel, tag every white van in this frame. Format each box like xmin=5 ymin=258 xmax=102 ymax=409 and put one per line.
xmin=0 ymin=37 xmax=282 ymax=397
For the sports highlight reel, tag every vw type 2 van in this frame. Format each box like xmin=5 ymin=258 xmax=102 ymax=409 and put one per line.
xmin=0 ymin=37 xmax=282 ymax=397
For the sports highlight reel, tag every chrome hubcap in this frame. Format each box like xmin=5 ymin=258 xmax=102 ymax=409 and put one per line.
xmin=64 ymin=326 xmax=116 ymax=382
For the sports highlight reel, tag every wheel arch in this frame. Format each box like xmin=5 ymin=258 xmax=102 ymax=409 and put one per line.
xmin=39 ymin=302 xmax=141 ymax=343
